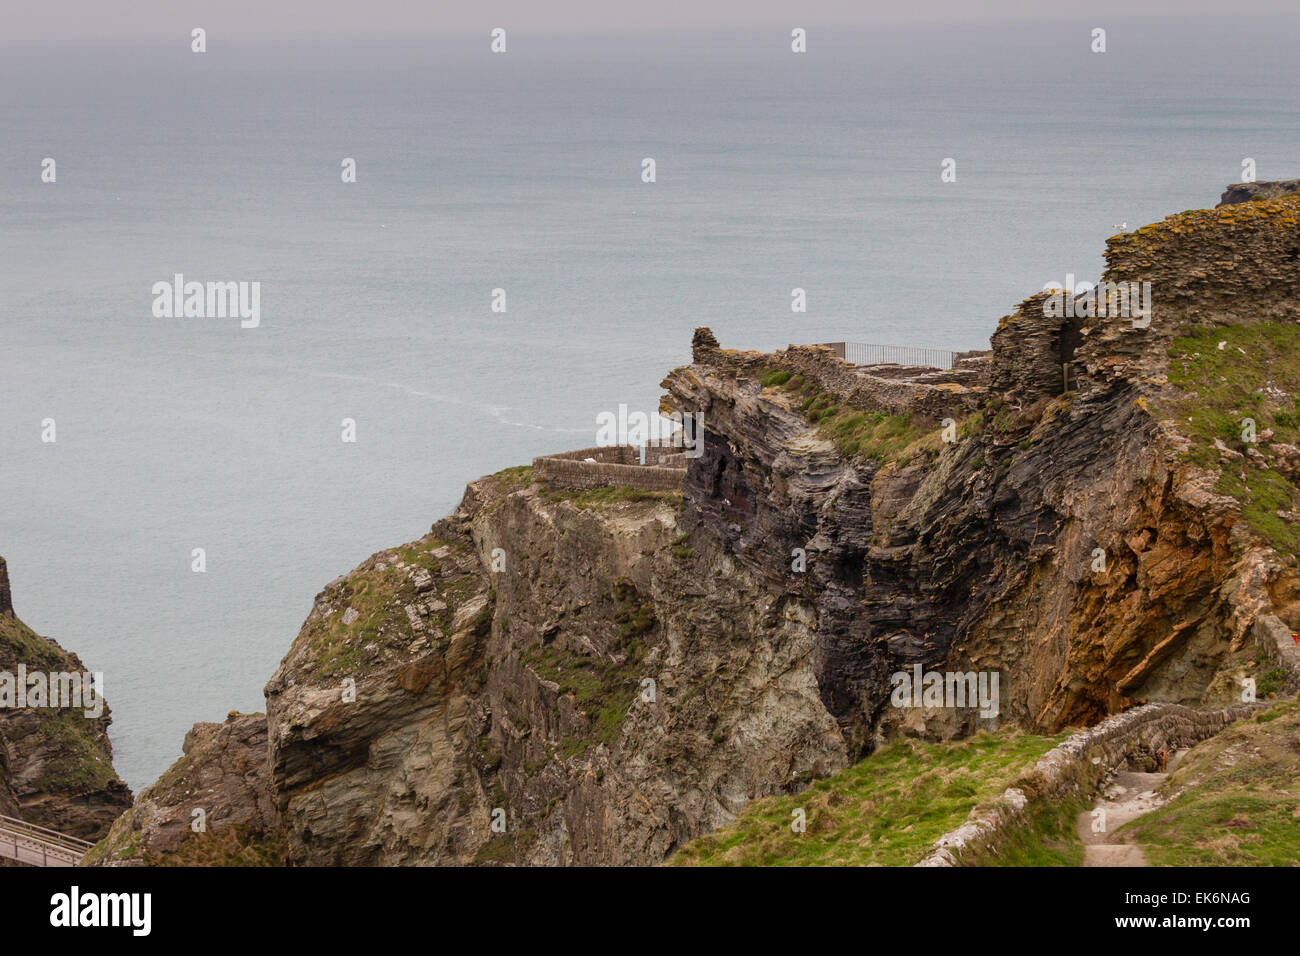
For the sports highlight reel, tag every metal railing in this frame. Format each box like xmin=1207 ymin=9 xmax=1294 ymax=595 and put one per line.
xmin=820 ymin=342 xmax=958 ymax=370
xmin=0 ymin=813 xmax=92 ymax=867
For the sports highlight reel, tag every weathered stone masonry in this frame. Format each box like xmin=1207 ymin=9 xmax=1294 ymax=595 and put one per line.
xmin=532 ymin=445 xmax=687 ymax=493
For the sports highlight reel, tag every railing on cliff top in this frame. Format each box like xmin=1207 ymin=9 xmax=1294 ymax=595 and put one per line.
xmin=819 ymin=342 xmax=958 ymax=370
xmin=0 ymin=812 xmax=92 ymax=867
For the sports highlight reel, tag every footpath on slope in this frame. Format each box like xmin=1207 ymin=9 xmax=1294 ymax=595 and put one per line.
xmin=1075 ymin=751 xmax=1187 ymax=867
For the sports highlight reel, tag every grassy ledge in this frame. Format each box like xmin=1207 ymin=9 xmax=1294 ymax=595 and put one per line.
xmin=1163 ymin=321 xmax=1300 ymax=554
xmin=759 ymin=367 xmax=937 ymax=464
xmin=669 ymin=728 xmax=1067 ymax=867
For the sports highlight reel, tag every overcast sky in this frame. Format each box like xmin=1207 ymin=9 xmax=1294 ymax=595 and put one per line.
xmin=9 ymin=0 xmax=1290 ymax=37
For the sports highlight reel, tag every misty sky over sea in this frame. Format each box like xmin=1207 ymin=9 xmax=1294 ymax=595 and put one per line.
xmin=3 ymin=14 xmax=1300 ymax=789
xmin=12 ymin=0 xmax=1300 ymax=35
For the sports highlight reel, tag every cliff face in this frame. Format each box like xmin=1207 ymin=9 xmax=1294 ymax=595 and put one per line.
xmin=261 ymin=476 xmax=845 ymax=865
xmin=662 ymin=340 xmax=1163 ymax=739
xmin=0 ymin=556 xmax=132 ymax=841
xmin=93 ymin=188 xmax=1300 ymax=866
xmin=96 ymin=477 xmax=845 ymax=866
xmin=662 ymin=192 xmax=1300 ymax=748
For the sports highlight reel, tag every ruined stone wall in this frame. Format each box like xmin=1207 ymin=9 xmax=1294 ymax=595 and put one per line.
xmin=1107 ymin=195 xmax=1300 ymax=329
xmin=543 ymin=446 xmax=638 ymax=465
xmin=1078 ymin=193 xmax=1300 ymax=395
xmin=533 ymin=446 xmax=686 ymax=493
xmin=988 ymin=290 xmax=1072 ymax=403
xmin=698 ymin=340 xmax=984 ymax=420
xmin=646 ymin=450 xmax=687 ymax=468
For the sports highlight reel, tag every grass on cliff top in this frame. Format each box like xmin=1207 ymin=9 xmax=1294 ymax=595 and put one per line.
xmin=0 ymin=612 xmax=67 ymax=670
xmin=494 ymin=464 xmax=680 ymax=510
xmin=0 ymin=614 xmax=120 ymax=795
xmin=306 ymin=535 xmax=486 ymax=680
xmin=488 ymin=464 xmax=534 ymax=495
xmin=1123 ymin=698 xmax=1300 ymax=866
xmin=27 ymin=710 xmax=121 ymax=793
xmin=1163 ymin=321 xmax=1300 ymax=554
xmin=759 ymin=368 xmax=937 ymax=465
xmin=493 ymin=464 xmax=533 ymax=484
xmin=669 ymin=728 xmax=1067 ymax=867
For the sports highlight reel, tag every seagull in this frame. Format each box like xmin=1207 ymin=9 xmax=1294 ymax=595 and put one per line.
xmin=1113 ymin=222 xmax=1128 ymax=232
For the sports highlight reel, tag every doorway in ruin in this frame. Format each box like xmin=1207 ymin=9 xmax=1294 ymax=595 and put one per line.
xmin=1059 ymin=313 xmax=1084 ymax=393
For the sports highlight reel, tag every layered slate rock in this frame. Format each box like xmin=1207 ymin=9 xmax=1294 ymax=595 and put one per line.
xmin=1219 ymin=179 xmax=1300 ymax=205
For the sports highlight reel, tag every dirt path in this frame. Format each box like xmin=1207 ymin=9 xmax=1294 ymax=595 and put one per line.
xmin=1075 ymin=751 xmax=1186 ymax=867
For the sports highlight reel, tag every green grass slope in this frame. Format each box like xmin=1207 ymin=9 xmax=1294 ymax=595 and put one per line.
xmin=669 ymin=728 xmax=1068 ymax=867
xmin=1163 ymin=321 xmax=1300 ymax=554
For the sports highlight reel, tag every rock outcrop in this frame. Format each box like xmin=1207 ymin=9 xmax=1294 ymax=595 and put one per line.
xmin=262 ymin=479 xmax=845 ymax=865
xmin=0 ymin=557 xmax=13 ymax=618
xmin=86 ymin=712 xmax=282 ymax=866
xmin=1219 ymin=179 xmax=1300 ymax=205
xmin=660 ymin=191 xmax=1300 ymax=748
xmin=0 ymin=556 xmax=131 ymax=843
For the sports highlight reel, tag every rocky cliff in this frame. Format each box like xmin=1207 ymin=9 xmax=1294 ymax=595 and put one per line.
xmin=92 ymin=185 xmax=1300 ymax=866
xmin=0 ymin=556 xmax=132 ymax=842
xmin=85 ymin=712 xmax=282 ymax=866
